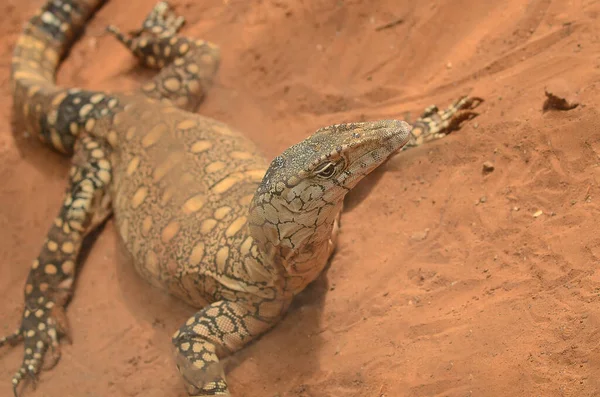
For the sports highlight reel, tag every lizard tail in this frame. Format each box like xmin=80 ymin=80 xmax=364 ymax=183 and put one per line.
xmin=11 ymin=0 xmax=106 ymax=151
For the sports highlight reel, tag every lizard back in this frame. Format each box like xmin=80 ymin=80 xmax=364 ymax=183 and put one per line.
xmin=109 ymin=94 xmax=280 ymax=309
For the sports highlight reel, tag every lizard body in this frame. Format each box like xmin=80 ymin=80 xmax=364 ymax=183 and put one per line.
xmin=1 ymin=1 xmax=482 ymax=395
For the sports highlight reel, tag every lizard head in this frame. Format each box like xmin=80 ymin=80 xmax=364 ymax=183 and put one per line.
xmin=248 ymin=119 xmax=411 ymax=275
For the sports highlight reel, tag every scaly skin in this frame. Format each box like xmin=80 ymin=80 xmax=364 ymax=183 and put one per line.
xmin=1 ymin=1 xmax=483 ymax=395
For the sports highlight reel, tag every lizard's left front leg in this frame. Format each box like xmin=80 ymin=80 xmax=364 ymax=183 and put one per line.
xmin=172 ymin=299 xmax=285 ymax=396
xmin=0 ymin=136 xmax=112 ymax=396
xmin=402 ymin=96 xmax=484 ymax=150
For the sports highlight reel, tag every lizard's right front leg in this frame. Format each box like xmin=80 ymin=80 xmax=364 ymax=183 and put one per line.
xmin=172 ymin=299 xmax=286 ymax=396
xmin=0 ymin=136 xmax=112 ymax=396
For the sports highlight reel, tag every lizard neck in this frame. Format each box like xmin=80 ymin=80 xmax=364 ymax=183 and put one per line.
xmin=248 ymin=195 xmax=342 ymax=293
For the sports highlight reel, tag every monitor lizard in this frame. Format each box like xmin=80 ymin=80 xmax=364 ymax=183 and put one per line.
xmin=0 ymin=0 xmax=483 ymax=395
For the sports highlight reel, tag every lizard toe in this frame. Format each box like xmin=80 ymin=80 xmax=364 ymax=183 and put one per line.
xmin=0 ymin=329 xmax=23 ymax=348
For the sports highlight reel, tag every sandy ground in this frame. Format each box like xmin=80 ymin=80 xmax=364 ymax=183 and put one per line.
xmin=1 ymin=0 xmax=600 ymax=396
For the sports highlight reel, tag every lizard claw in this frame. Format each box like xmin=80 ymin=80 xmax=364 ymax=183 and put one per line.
xmin=105 ymin=25 xmax=133 ymax=47
xmin=456 ymin=96 xmax=484 ymax=111
xmin=0 ymin=329 xmax=23 ymax=348
xmin=442 ymin=96 xmax=485 ymax=132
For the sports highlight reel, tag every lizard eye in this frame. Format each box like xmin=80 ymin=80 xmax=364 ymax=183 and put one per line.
xmin=314 ymin=162 xmax=337 ymax=179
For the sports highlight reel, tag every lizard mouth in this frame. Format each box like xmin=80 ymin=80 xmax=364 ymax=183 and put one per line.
xmin=336 ymin=122 xmax=411 ymax=188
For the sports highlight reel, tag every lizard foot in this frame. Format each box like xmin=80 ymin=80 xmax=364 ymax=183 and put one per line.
xmin=1 ymin=297 xmax=70 ymax=396
xmin=106 ymin=1 xmax=185 ymax=46
xmin=403 ymin=95 xmax=484 ymax=149
xmin=427 ymin=95 xmax=483 ymax=129
xmin=173 ymin=346 xmax=231 ymax=396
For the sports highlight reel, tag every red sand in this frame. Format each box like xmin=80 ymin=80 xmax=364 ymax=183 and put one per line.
xmin=1 ymin=0 xmax=600 ymax=396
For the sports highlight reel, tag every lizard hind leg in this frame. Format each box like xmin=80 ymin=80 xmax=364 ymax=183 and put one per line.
xmin=1 ymin=135 xmax=112 ymax=396
xmin=106 ymin=1 xmax=221 ymax=112
xmin=402 ymin=96 xmax=484 ymax=150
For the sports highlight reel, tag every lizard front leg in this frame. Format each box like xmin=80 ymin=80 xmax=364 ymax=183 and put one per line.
xmin=0 ymin=136 xmax=112 ymax=396
xmin=172 ymin=300 xmax=284 ymax=396
xmin=402 ymin=96 xmax=484 ymax=150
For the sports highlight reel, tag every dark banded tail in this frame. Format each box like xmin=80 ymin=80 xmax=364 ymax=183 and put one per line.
xmin=11 ymin=0 xmax=107 ymax=152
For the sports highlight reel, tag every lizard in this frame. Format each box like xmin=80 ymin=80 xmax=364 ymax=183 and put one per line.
xmin=0 ymin=0 xmax=483 ymax=395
